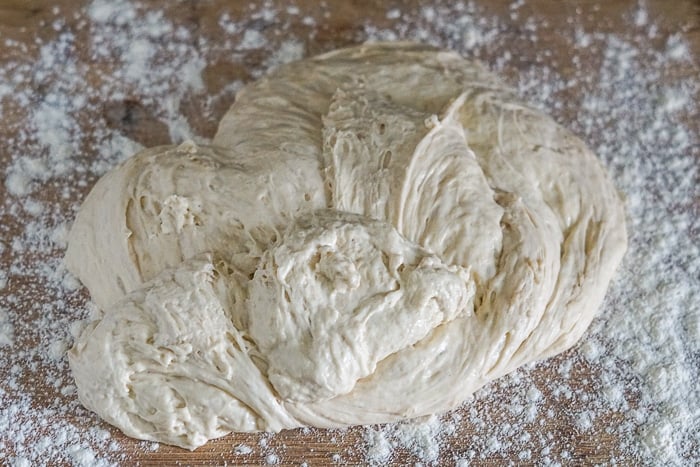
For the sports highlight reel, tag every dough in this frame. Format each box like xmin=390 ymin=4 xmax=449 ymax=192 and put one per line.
xmin=65 ymin=43 xmax=627 ymax=449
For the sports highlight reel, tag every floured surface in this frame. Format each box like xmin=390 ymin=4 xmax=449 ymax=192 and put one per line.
xmin=0 ymin=0 xmax=698 ymax=465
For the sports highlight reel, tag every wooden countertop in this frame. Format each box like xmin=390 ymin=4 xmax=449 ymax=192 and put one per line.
xmin=1 ymin=0 xmax=698 ymax=465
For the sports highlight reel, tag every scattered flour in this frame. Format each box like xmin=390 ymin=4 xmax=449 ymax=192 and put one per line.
xmin=234 ymin=444 xmax=253 ymax=455
xmin=0 ymin=307 xmax=13 ymax=346
xmin=0 ymin=0 xmax=696 ymax=465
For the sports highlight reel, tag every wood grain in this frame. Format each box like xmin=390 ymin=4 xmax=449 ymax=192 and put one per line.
xmin=0 ymin=0 xmax=697 ymax=465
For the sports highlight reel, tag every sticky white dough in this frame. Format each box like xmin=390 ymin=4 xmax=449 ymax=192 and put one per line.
xmin=65 ymin=43 xmax=627 ymax=449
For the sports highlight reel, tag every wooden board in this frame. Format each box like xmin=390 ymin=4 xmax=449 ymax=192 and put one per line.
xmin=1 ymin=0 xmax=698 ymax=465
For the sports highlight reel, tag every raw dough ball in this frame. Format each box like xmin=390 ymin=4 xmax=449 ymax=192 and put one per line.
xmin=66 ymin=42 xmax=627 ymax=449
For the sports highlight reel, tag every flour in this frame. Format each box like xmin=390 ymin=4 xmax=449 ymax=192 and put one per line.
xmin=0 ymin=0 xmax=697 ymax=465
xmin=0 ymin=307 xmax=13 ymax=346
xmin=234 ymin=443 xmax=253 ymax=455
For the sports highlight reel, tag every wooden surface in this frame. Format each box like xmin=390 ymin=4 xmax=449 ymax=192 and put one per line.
xmin=1 ymin=0 xmax=698 ymax=465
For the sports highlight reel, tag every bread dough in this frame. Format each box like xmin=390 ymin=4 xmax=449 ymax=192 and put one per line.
xmin=65 ymin=43 xmax=627 ymax=449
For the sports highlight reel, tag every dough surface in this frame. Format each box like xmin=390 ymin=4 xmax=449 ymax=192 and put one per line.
xmin=65 ymin=42 xmax=627 ymax=449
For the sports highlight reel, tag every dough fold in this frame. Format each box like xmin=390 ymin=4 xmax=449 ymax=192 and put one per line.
xmin=248 ymin=210 xmax=474 ymax=403
xmin=66 ymin=42 xmax=627 ymax=449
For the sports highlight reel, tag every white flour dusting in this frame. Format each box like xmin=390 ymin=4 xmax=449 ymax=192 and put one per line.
xmin=0 ymin=0 xmax=697 ymax=465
